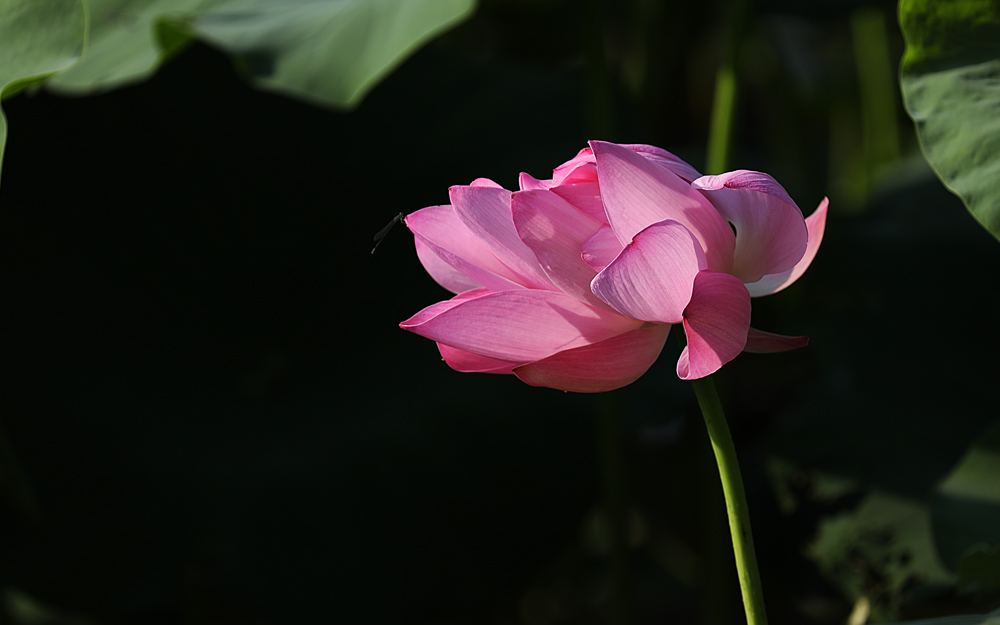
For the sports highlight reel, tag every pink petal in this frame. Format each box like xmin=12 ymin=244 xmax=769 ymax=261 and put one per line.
xmin=582 ymin=225 xmax=624 ymax=273
xmin=401 ymin=287 xmax=492 ymax=327
xmin=514 ymin=324 xmax=672 ymax=393
xmin=589 ymin=141 xmax=735 ymax=272
xmin=624 ymin=144 xmax=703 ymax=183
xmin=414 ymin=236 xmax=481 ymax=294
xmin=693 ymin=171 xmax=808 ymax=284
xmin=400 ymin=289 xmax=641 ymax=363
xmin=551 ymin=181 xmax=608 ymax=223
xmin=450 ymin=185 xmax=557 ymax=290
xmin=744 ymin=197 xmax=828 ymax=297
xmin=511 ymin=189 xmax=606 ymax=306
xmin=438 ymin=343 xmax=517 ymax=374
xmin=553 ymin=147 xmax=598 ymax=184
xmin=590 ymin=219 xmax=707 ymax=324
xmin=471 ymin=178 xmax=502 ymax=188
xmin=743 ymin=328 xmax=808 ymax=354
xmin=519 ymin=172 xmax=554 ymax=191
xmin=407 ymin=205 xmax=524 ymax=293
xmin=676 ymin=271 xmax=751 ymax=380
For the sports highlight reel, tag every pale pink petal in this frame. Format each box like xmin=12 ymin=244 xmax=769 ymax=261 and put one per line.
xmin=450 ymin=185 xmax=556 ymax=290
xmin=624 ymin=144 xmax=703 ymax=182
xmin=590 ymin=219 xmax=707 ymax=324
xmin=743 ymin=328 xmax=808 ymax=354
xmin=414 ymin=236 xmax=481 ymax=294
xmin=471 ymin=178 xmax=502 ymax=188
xmin=745 ymin=197 xmax=828 ymax=297
xmin=514 ymin=324 xmax=671 ymax=393
xmin=400 ymin=289 xmax=641 ymax=363
xmin=693 ymin=171 xmax=808 ymax=284
xmin=676 ymin=271 xmax=751 ymax=380
xmin=590 ymin=141 xmax=735 ymax=272
xmin=511 ymin=189 xmax=606 ymax=306
xmin=438 ymin=343 xmax=517 ymax=374
xmin=582 ymin=225 xmax=624 ymax=272
xmin=551 ymin=181 xmax=608 ymax=223
xmin=553 ymin=147 xmax=598 ymax=184
xmin=407 ymin=205 xmax=524 ymax=293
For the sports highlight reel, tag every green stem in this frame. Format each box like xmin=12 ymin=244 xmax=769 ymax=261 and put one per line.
xmin=690 ymin=376 xmax=767 ymax=625
xmin=597 ymin=391 xmax=630 ymax=625
xmin=705 ymin=0 xmax=751 ymax=175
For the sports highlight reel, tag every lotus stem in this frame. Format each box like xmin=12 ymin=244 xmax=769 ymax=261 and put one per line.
xmin=690 ymin=375 xmax=768 ymax=625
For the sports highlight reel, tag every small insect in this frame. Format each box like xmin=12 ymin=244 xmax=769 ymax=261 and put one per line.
xmin=371 ymin=212 xmax=405 ymax=254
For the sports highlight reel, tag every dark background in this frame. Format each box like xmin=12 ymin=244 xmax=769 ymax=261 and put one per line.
xmin=1 ymin=0 xmax=999 ymax=623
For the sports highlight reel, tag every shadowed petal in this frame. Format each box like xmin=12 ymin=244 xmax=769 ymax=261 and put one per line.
xmin=438 ymin=343 xmax=517 ymax=373
xmin=519 ymin=172 xmax=554 ymax=191
xmin=407 ymin=205 xmax=523 ymax=293
xmin=400 ymin=289 xmax=641 ymax=363
xmin=512 ymin=189 xmax=606 ymax=306
xmin=514 ymin=324 xmax=671 ymax=393
xmin=745 ymin=198 xmax=829 ymax=297
xmin=590 ymin=141 xmax=735 ymax=272
xmin=582 ymin=225 xmax=623 ymax=273
xmin=693 ymin=170 xmax=808 ymax=283
xmin=450 ymin=185 xmax=557 ymax=290
xmin=676 ymin=271 xmax=751 ymax=380
xmin=744 ymin=328 xmax=808 ymax=354
xmin=551 ymin=181 xmax=607 ymax=223
xmin=553 ymin=147 xmax=598 ymax=184
xmin=591 ymin=219 xmax=706 ymax=324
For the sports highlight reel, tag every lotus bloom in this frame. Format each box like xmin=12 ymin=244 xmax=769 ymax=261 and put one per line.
xmin=400 ymin=142 xmax=827 ymax=392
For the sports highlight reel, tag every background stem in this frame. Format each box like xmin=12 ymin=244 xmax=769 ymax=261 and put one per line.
xmin=705 ymin=0 xmax=751 ymax=175
xmin=690 ymin=376 xmax=768 ymax=625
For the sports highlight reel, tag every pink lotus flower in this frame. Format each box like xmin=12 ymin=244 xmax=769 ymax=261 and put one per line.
xmin=400 ymin=141 xmax=827 ymax=392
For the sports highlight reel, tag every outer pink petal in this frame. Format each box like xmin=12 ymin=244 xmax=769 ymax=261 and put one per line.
xmin=590 ymin=141 xmax=735 ymax=272
xmin=745 ymin=198 xmax=829 ymax=297
xmin=676 ymin=271 xmax=751 ymax=380
xmin=743 ymin=328 xmax=808 ymax=354
xmin=471 ymin=178 xmax=502 ymax=188
xmin=582 ymin=225 xmax=624 ymax=273
xmin=519 ymin=172 xmax=554 ymax=191
xmin=401 ymin=287 xmax=492 ymax=327
xmin=400 ymin=289 xmax=642 ymax=363
xmin=514 ymin=324 xmax=672 ymax=393
xmin=438 ymin=343 xmax=517 ymax=374
xmin=450 ymin=185 xmax=556 ymax=290
xmin=693 ymin=171 xmax=808 ymax=284
xmin=407 ymin=205 xmax=523 ymax=293
xmin=591 ymin=219 xmax=707 ymax=324
xmin=624 ymin=144 xmax=703 ymax=183
xmin=414 ymin=236 xmax=481 ymax=294
xmin=511 ymin=189 xmax=606 ymax=306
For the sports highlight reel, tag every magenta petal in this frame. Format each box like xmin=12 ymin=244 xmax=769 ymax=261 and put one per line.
xmin=438 ymin=343 xmax=517 ymax=374
xmin=746 ymin=197 xmax=829 ymax=297
xmin=407 ymin=205 xmax=524 ymax=293
xmin=400 ymin=289 xmax=641 ymax=363
xmin=693 ymin=170 xmax=808 ymax=283
xmin=514 ymin=324 xmax=671 ymax=393
xmin=450 ymin=185 xmax=556 ymax=290
xmin=512 ymin=189 xmax=605 ymax=306
xmin=589 ymin=141 xmax=735 ymax=272
xmin=471 ymin=178 xmax=502 ymax=188
xmin=553 ymin=147 xmax=598 ymax=184
xmin=743 ymin=328 xmax=808 ymax=354
xmin=676 ymin=271 xmax=751 ymax=380
xmin=519 ymin=172 xmax=554 ymax=191
xmin=591 ymin=219 xmax=707 ymax=324
xmin=582 ymin=225 xmax=624 ymax=273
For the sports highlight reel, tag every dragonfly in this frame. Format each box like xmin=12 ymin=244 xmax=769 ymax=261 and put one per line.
xmin=371 ymin=212 xmax=405 ymax=254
